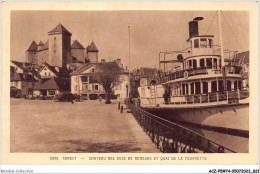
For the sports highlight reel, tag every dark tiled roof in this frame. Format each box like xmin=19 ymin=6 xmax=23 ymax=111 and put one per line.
xmin=11 ymin=60 xmax=32 ymax=70
xmin=70 ymin=61 xmax=121 ymax=75
xmin=87 ymin=41 xmax=98 ymax=52
xmin=38 ymin=41 xmax=44 ymax=46
xmin=38 ymin=40 xmax=49 ymax=51
xmin=71 ymin=40 xmax=84 ymax=49
xmin=48 ymin=24 xmax=72 ymax=35
xmin=27 ymin=41 xmax=38 ymax=52
xmin=10 ymin=72 xmax=38 ymax=82
xmin=36 ymin=77 xmax=70 ymax=91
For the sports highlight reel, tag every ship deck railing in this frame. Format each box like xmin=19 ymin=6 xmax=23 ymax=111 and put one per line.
xmin=125 ymin=98 xmax=236 ymax=153
xmin=139 ymin=87 xmax=249 ymax=107
xmin=160 ymin=65 xmax=242 ymax=83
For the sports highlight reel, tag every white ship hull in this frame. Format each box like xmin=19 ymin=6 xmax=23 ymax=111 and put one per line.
xmin=141 ymin=102 xmax=249 ymax=152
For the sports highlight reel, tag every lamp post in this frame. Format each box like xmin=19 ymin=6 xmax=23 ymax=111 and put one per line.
xmin=128 ymin=26 xmax=131 ymax=99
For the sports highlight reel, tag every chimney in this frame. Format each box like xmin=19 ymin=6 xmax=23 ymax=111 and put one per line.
xmin=101 ymin=59 xmax=105 ymax=62
xmin=188 ymin=21 xmax=199 ymax=38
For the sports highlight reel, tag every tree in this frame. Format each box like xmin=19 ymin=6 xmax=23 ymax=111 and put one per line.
xmin=93 ymin=69 xmax=122 ymax=104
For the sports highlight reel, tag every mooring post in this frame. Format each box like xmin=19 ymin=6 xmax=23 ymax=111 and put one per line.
xmin=120 ymin=105 xmax=123 ymax=113
xmin=118 ymin=102 xmax=120 ymax=110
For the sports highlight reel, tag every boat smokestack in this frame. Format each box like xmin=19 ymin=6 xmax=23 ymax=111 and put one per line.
xmin=188 ymin=21 xmax=199 ymax=38
xmin=188 ymin=17 xmax=203 ymax=38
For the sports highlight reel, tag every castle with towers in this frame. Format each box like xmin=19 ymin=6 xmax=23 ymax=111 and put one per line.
xmin=26 ymin=23 xmax=99 ymax=68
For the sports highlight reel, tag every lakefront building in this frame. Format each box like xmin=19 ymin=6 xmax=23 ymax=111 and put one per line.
xmin=70 ymin=60 xmax=129 ymax=99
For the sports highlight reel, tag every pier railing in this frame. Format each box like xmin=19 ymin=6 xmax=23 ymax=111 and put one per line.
xmin=125 ymin=99 xmax=236 ymax=153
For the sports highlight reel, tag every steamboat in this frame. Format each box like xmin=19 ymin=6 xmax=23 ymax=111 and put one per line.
xmin=137 ymin=12 xmax=249 ymax=152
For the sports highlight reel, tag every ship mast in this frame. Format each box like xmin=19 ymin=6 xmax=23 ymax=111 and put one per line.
xmin=218 ymin=10 xmax=227 ymax=90
xmin=218 ymin=10 xmax=225 ymax=73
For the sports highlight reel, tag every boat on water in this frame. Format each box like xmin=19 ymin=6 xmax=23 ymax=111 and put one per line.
xmin=137 ymin=12 xmax=249 ymax=152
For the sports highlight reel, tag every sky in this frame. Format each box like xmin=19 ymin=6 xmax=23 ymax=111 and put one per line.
xmin=11 ymin=11 xmax=249 ymax=69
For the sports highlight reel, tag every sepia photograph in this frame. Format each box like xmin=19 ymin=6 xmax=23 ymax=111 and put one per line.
xmin=1 ymin=1 xmax=258 ymax=169
xmin=9 ymin=10 xmax=249 ymax=153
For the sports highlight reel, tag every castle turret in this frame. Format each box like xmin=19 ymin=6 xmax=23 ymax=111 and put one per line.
xmin=71 ymin=40 xmax=85 ymax=63
xmin=86 ymin=41 xmax=99 ymax=63
xmin=26 ymin=40 xmax=38 ymax=64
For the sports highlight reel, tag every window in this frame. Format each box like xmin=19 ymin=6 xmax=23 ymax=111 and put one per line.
xmin=45 ymin=72 xmax=47 ymax=76
xmin=193 ymin=59 xmax=197 ymax=68
xmin=206 ymin=58 xmax=212 ymax=68
xmin=54 ymin=37 xmax=56 ymax=40
xmin=186 ymin=84 xmax=189 ymax=95
xmin=194 ymin=39 xmax=199 ymax=48
xmin=238 ymin=81 xmax=242 ymax=90
xmin=200 ymin=58 xmax=205 ymax=67
xmin=54 ymin=50 xmax=56 ymax=53
xmin=92 ymin=68 xmax=95 ymax=73
xmin=188 ymin=60 xmax=192 ymax=68
xmin=203 ymin=82 xmax=208 ymax=94
xmin=211 ymin=81 xmax=217 ymax=92
xmin=54 ymin=44 xmax=56 ymax=47
xmin=182 ymin=84 xmax=185 ymax=95
xmin=32 ymin=82 xmax=35 ymax=87
xmin=48 ymin=90 xmax=56 ymax=95
xmin=218 ymin=80 xmax=223 ymax=91
xmin=200 ymin=38 xmax=207 ymax=48
xmin=213 ymin=58 xmax=218 ymax=69
xmin=95 ymin=85 xmax=99 ymax=91
xmin=195 ymin=82 xmax=201 ymax=94
xmin=190 ymin=83 xmax=194 ymax=94
xmin=227 ymin=80 xmax=231 ymax=90
xmin=234 ymin=81 xmax=238 ymax=89
xmin=209 ymin=39 xmax=212 ymax=48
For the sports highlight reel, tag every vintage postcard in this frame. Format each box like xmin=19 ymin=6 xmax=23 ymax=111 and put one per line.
xmin=1 ymin=1 xmax=258 ymax=166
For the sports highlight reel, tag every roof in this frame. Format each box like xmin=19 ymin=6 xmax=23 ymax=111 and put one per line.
xmin=87 ymin=41 xmax=99 ymax=52
xmin=27 ymin=41 xmax=38 ymax=52
xmin=36 ymin=77 xmax=70 ymax=91
xmin=38 ymin=41 xmax=44 ymax=46
xmin=187 ymin=35 xmax=214 ymax=41
xmin=38 ymin=62 xmax=60 ymax=76
xmin=11 ymin=60 xmax=32 ymax=70
xmin=70 ymin=61 xmax=121 ymax=75
xmin=48 ymin=24 xmax=72 ymax=35
xmin=71 ymin=40 xmax=84 ymax=49
xmin=11 ymin=72 xmax=38 ymax=82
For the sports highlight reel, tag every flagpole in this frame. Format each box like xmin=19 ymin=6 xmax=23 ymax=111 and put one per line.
xmin=128 ymin=26 xmax=131 ymax=99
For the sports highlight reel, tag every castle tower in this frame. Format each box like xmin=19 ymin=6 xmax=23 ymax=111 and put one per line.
xmin=37 ymin=41 xmax=44 ymax=51
xmin=71 ymin=40 xmax=85 ymax=63
xmin=48 ymin=24 xmax=72 ymax=68
xmin=86 ymin=41 xmax=99 ymax=63
xmin=26 ymin=40 xmax=38 ymax=64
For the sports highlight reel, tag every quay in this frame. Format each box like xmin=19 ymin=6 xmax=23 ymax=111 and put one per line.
xmin=10 ymin=99 xmax=160 ymax=153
